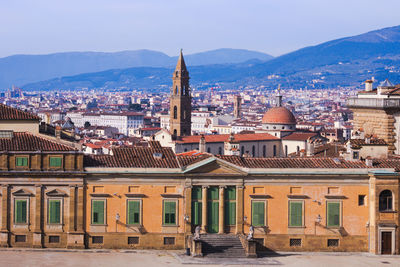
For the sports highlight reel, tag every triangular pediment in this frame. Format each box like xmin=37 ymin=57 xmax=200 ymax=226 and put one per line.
xmin=46 ymin=189 xmax=68 ymax=197
xmin=12 ymin=189 xmax=34 ymax=196
xmin=183 ymin=157 xmax=246 ymax=175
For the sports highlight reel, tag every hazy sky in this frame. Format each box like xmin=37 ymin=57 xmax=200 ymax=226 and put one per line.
xmin=0 ymin=0 xmax=399 ymax=58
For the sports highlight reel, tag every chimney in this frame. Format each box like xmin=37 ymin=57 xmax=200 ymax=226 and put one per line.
xmin=365 ymin=157 xmax=373 ymax=167
xmin=365 ymin=80 xmax=373 ymax=92
xmin=199 ymin=134 xmax=206 ymax=153
xmin=306 ymin=140 xmax=315 ymax=157
xmin=55 ymin=126 xmax=62 ymax=139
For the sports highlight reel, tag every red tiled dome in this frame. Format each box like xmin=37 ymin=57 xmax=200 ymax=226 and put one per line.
xmin=262 ymin=107 xmax=296 ymax=125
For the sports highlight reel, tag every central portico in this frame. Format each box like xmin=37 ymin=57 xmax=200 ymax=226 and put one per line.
xmin=182 ymin=157 xmax=246 ymax=234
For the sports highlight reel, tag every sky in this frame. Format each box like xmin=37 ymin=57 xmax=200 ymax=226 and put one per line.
xmin=0 ymin=0 xmax=399 ymax=58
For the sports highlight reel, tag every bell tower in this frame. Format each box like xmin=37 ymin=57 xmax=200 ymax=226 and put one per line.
xmin=170 ymin=50 xmax=191 ymax=138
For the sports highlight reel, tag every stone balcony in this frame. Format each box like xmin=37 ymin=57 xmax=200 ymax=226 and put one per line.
xmin=347 ymin=97 xmax=400 ymax=110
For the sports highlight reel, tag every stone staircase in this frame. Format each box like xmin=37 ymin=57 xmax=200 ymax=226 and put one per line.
xmin=200 ymin=234 xmax=246 ymax=258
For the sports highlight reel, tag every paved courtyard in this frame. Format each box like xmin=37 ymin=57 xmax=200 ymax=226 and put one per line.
xmin=0 ymin=249 xmax=399 ymax=267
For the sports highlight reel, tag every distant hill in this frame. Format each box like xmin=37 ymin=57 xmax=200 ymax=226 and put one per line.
xmin=22 ymin=25 xmax=400 ymax=91
xmin=0 ymin=48 xmax=273 ymax=89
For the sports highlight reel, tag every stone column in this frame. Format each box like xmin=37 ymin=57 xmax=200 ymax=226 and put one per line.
xmin=32 ymin=185 xmax=43 ymax=248
xmin=67 ymin=185 xmax=85 ymax=249
xmin=69 ymin=186 xmax=76 ymax=232
xmin=184 ymin=186 xmax=192 ymax=234
xmin=76 ymin=186 xmax=84 ymax=233
xmin=218 ymin=186 xmax=225 ymax=234
xmin=201 ymin=186 xmax=208 ymax=233
xmin=368 ymin=174 xmax=377 ymax=254
xmin=236 ymin=186 xmax=244 ymax=234
xmin=0 ymin=185 xmax=9 ymax=247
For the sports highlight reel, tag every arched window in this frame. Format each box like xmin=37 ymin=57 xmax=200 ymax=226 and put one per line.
xmin=297 ymin=146 xmax=300 ymax=154
xmin=207 ymin=147 xmax=211 ymax=153
xmin=262 ymin=145 xmax=266 ymax=157
xmin=379 ymin=190 xmax=393 ymax=211
xmin=173 ymin=106 xmax=177 ymax=119
xmin=173 ymin=129 xmax=177 ymax=137
xmin=252 ymin=145 xmax=255 ymax=157
xmin=273 ymin=145 xmax=277 ymax=157
xmin=218 ymin=147 xmax=222 ymax=155
xmin=241 ymin=146 xmax=244 ymax=156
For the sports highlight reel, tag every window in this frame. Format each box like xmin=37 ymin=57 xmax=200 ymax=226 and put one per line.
xmin=327 ymin=202 xmax=341 ymax=227
xmin=297 ymin=146 xmax=300 ymax=154
xmin=379 ymin=190 xmax=393 ymax=211
xmin=49 ymin=156 xmax=62 ymax=168
xmin=92 ymin=236 xmax=103 ymax=244
xmin=207 ymin=147 xmax=211 ymax=153
xmin=252 ymin=201 xmax=265 ymax=227
xmin=16 ymin=156 xmax=28 ymax=167
xmin=262 ymin=145 xmax=266 ymax=157
xmin=48 ymin=199 xmax=61 ymax=224
xmin=273 ymin=145 xmax=277 ymax=157
xmin=91 ymin=200 xmax=105 ymax=225
xmin=218 ymin=147 xmax=222 ymax=155
xmin=173 ymin=106 xmax=177 ymax=119
xmin=358 ymin=195 xmax=366 ymax=206
xmin=289 ymin=201 xmax=303 ymax=227
xmin=15 ymin=199 xmax=28 ymax=224
xmin=49 ymin=236 xmax=60 ymax=243
xmin=164 ymin=237 xmax=175 ymax=245
xmin=241 ymin=146 xmax=244 ymax=156
xmin=163 ymin=200 xmax=177 ymax=225
xmin=15 ymin=235 xmax=26 ymax=243
xmin=252 ymin=145 xmax=255 ymax=157
xmin=285 ymin=145 xmax=288 ymax=157
xmin=353 ymin=151 xmax=359 ymax=160
xmin=327 ymin=239 xmax=339 ymax=247
xmin=128 ymin=237 xmax=139 ymax=244
xmin=225 ymin=187 xmax=236 ymax=226
xmin=290 ymin=238 xmax=302 ymax=247
xmin=127 ymin=200 xmax=141 ymax=225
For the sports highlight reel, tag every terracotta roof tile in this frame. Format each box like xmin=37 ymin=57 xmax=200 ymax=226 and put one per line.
xmin=0 ymin=104 xmax=40 ymax=121
xmin=282 ymin=132 xmax=318 ymax=141
xmin=85 ymin=146 xmax=179 ymax=168
xmin=0 ymin=132 xmax=76 ymax=151
xmin=177 ymin=133 xmax=278 ymax=144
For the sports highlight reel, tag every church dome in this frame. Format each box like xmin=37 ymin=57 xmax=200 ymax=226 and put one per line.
xmin=262 ymin=107 xmax=296 ymax=125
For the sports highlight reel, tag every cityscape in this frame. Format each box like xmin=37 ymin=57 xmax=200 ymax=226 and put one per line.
xmin=0 ymin=1 xmax=400 ymax=266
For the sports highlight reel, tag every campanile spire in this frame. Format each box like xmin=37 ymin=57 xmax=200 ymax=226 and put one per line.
xmin=170 ymin=50 xmax=191 ymax=138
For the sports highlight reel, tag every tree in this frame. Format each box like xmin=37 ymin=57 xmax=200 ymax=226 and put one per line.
xmin=84 ymin=121 xmax=91 ymax=128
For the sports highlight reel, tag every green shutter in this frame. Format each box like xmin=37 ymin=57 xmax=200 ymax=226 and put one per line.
xmin=225 ymin=187 xmax=236 ymax=200
xmin=191 ymin=201 xmax=202 ymax=226
xmin=208 ymin=187 xmax=219 ymax=200
xmin=164 ymin=201 xmax=176 ymax=225
xmin=327 ymin=202 xmax=340 ymax=227
xmin=15 ymin=199 xmax=27 ymax=224
xmin=225 ymin=201 xmax=236 ymax=225
xmin=49 ymin=200 xmax=61 ymax=224
xmin=252 ymin=201 xmax=265 ymax=226
xmin=128 ymin=200 xmax=140 ymax=224
xmin=16 ymin=157 xmax=28 ymax=167
xmin=289 ymin=201 xmax=303 ymax=227
xmin=192 ymin=186 xmax=202 ymax=200
xmin=92 ymin=200 xmax=105 ymax=224
xmin=50 ymin=157 xmax=62 ymax=167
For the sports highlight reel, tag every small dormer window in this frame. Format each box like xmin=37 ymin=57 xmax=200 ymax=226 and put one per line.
xmin=352 ymin=151 xmax=359 ymax=160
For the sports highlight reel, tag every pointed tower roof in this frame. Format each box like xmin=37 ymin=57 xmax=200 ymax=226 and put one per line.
xmin=175 ymin=49 xmax=188 ymax=72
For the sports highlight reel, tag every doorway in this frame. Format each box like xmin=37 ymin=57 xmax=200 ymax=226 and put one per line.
xmin=381 ymin=231 xmax=392 ymax=255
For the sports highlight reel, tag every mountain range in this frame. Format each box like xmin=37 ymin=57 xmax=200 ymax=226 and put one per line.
xmin=0 ymin=49 xmax=273 ymax=90
xmin=7 ymin=25 xmax=400 ymax=91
